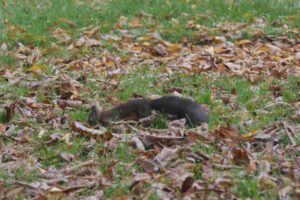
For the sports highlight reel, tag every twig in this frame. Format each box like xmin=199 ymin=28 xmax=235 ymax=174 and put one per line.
xmin=212 ymin=163 xmax=243 ymax=170
xmin=126 ymin=124 xmax=140 ymax=132
xmin=262 ymin=102 xmax=295 ymax=111
xmin=282 ymin=121 xmax=296 ymax=146
xmin=111 ymin=120 xmax=138 ymax=125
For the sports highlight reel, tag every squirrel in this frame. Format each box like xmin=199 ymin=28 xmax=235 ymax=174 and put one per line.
xmin=88 ymin=95 xmax=210 ymax=127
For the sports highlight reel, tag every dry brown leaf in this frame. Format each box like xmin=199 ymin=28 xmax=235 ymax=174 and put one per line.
xmin=169 ymin=118 xmax=186 ymax=129
xmin=214 ymin=176 xmax=234 ymax=189
xmin=279 ymin=186 xmax=293 ymax=200
xmin=54 ymin=18 xmax=75 ymax=27
xmin=4 ymin=103 xmax=15 ymax=122
xmin=52 ymin=28 xmax=72 ymax=45
xmin=139 ymin=159 xmax=159 ymax=173
xmin=154 ymin=148 xmax=177 ymax=167
xmin=259 ymin=175 xmax=277 ymax=189
xmin=247 ymin=159 xmax=257 ymax=174
xmin=57 ymin=99 xmax=83 ymax=108
xmin=180 ymin=175 xmax=194 ymax=193
xmin=232 ymin=147 xmax=250 ymax=166
xmin=294 ymin=157 xmax=300 ymax=169
xmin=130 ymin=137 xmax=145 ymax=151
xmin=76 ymin=36 xmax=102 ymax=47
xmin=60 ymin=152 xmax=75 ymax=162
xmin=214 ymin=126 xmax=254 ymax=142
xmin=0 ymin=123 xmax=6 ymax=134
xmin=72 ymin=121 xmax=108 ymax=140
xmin=151 ymin=44 xmax=168 ymax=57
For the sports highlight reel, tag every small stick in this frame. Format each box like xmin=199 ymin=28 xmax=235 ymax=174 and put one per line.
xmin=282 ymin=121 xmax=296 ymax=146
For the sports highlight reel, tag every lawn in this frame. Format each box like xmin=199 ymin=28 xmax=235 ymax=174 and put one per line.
xmin=0 ymin=0 xmax=300 ymax=199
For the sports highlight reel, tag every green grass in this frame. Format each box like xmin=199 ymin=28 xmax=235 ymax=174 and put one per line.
xmin=14 ymin=165 xmax=40 ymax=182
xmin=1 ymin=85 xmax=29 ymax=100
xmin=194 ymin=143 xmax=217 ymax=157
xmin=101 ymin=0 xmax=300 ymax=40
xmin=114 ymin=143 xmax=137 ymax=163
xmin=193 ymin=165 xmax=203 ymax=180
xmin=229 ymin=169 xmax=279 ymax=200
xmin=233 ymin=176 xmax=261 ymax=199
xmin=0 ymin=110 xmax=8 ymax=123
xmin=100 ymin=144 xmax=139 ymax=198
xmin=1 ymin=0 xmax=299 ymax=49
xmin=281 ymin=76 xmax=300 ymax=102
xmin=296 ymin=135 xmax=300 ymax=146
xmin=1 ymin=1 xmax=300 ymax=198
xmin=104 ymin=180 xmax=130 ymax=198
xmin=117 ymin=65 xmax=164 ymax=100
xmin=67 ymin=108 xmax=89 ymax=122
xmin=149 ymin=113 xmax=169 ymax=129
xmin=0 ymin=0 xmax=102 ymax=45
xmin=34 ymin=131 xmax=88 ymax=167
xmin=0 ymin=53 xmax=18 ymax=66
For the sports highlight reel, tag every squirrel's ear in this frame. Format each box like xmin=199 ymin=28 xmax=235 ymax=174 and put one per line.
xmin=90 ymin=101 xmax=103 ymax=111
xmin=90 ymin=104 xmax=102 ymax=114
xmin=91 ymin=101 xmax=100 ymax=107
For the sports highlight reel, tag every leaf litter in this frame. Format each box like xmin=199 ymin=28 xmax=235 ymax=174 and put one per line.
xmin=0 ymin=14 xmax=300 ymax=199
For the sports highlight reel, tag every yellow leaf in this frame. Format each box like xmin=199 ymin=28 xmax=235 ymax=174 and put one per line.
xmin=243 ymin=129 xmax=260 ymax=137
xmin=107 ymin=60 xmax=116 ymax=68
xmin=191 ymin=4 xmax=197 ymax=9
xmin=271 ymin=56 xmax=281 ymax=61
xmin=131 ymin=46 xmax=143 ymax=52
xmin=254 ymin=45 xmax=270 ymax=55
xmin=288 ymin=16 xmax=296 ymax=22
xmin=236 ymin=39 xmax=251 ymax=46
xmin=167 ymin=44 xmax=181 ymax=53
xmin=259 ymin=46 xmax=270 ymax=52
xmin=243 ymin=13 xmax=252 ymax=18
xmin=240 ymin=111 xmax=250 ymax=120
xmin=138 ymin=35 xmax=152 ymax=42
xmin=29 ymin=64 xmax=44 ymax=74
xmin=214 ymin=47 xmax=227 ymax=54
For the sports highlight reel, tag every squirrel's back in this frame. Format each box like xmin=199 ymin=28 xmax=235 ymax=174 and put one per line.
xmin=150 ymin=95 xmax=209 ymax=127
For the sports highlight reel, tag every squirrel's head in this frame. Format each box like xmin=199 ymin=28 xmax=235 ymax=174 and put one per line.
xmin=88 ymin=105 xmax=102 ymax=126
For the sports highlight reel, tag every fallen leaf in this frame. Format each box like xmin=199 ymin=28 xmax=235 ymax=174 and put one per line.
xmin=214 ymin=126 xmax=254 ymax=142
xmin=60 ymin=152 xmax=75 ymax=162
xmin=139 ymin=159 xmax=159 ymax=173
xmin=232 ymin=147 xmax=250 ymax=165
xmin=259 ymin=174 xmax=277 ymax=189
xmin=236 ymin=39 xmax=251 ymax=46
xmin=154 ymin=148 xmax=177 ymax=167
xmin=72 ymin=121 xmax=109 ymax=140
xmin=29 ymin=64 xmax=44 ymax=74
xmin=0 ymin=123 xmax=6 ymax=134
xmin=180 ymin=175 xmax=194 ymax=193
